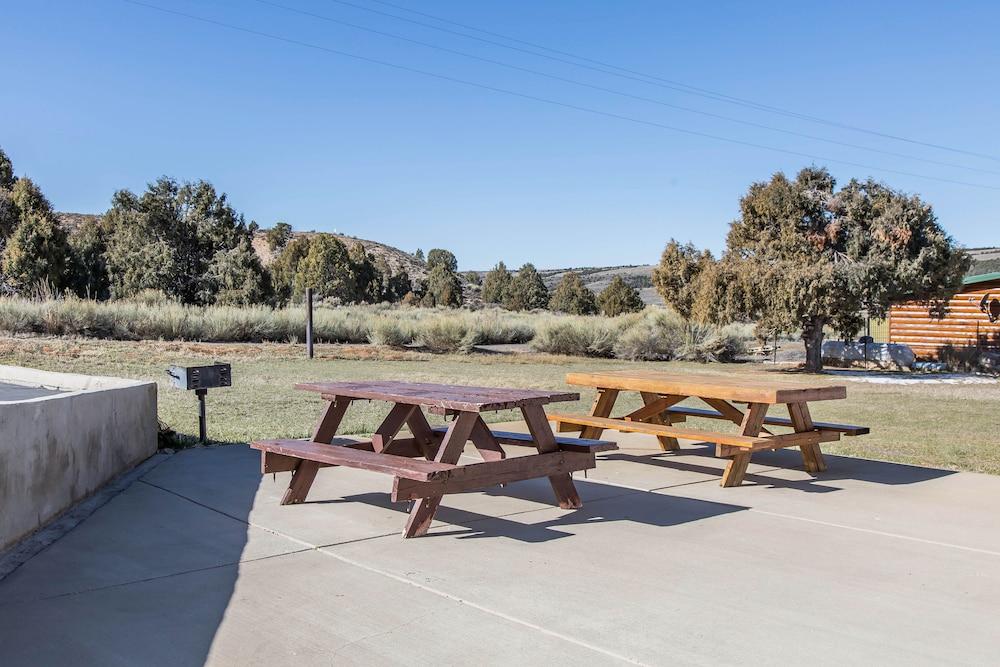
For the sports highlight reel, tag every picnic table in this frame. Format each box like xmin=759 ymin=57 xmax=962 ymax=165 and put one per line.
xmin=252 ymin=381 xmax=617 ymax=538
xmin=547 ymin=370 xmax=869 ymax=487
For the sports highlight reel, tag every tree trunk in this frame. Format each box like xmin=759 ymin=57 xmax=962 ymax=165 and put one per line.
xmin=802 ymin=317 xmax=826 ymax=373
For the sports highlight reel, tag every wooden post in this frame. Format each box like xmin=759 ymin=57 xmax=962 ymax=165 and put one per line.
xmin=305 ymin=287 xmax=314 ymax=359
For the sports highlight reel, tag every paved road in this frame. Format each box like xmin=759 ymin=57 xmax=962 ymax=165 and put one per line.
xmin=1 ymin=427 xmax=997 ymax=665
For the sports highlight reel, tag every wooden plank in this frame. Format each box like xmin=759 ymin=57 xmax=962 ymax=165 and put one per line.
xmin=281 ymin=461 xmax=320 ymax=505
xmin=430 ymin=426 xmax=617 ymax=452
xmin=638 ymin=391 xmax=682 ymax=451
xmin=547 ymin=412 xmax=767 ymax=448
xmin=313 ymin=397 xmax=352 ymax=443
xmin=403 ymin=407 xmax=440 ymax=459
xmin=372 ymin=403 xmax=416 ymax=452
xmin=261 ymin=438 xmax=374 ymax=473
xmin=391 ymin=451 xmax=595 ymax=501
xmin=523 ymin=404 xmax=582 ymax=509
xmin=251 ymin=439 xmax=455 ymax=481
xmin=297 ymin=380 xmax=578 ymax=413
xmin=623 ymin=394 xmax=685 ymax=422
xmin=664 ymin=406 xmax=869 ymax=436
xmin=403 ymin=411 xmax=480 ymax=538
xmin=789 ymin=402 xmax=828 ymax=473
xmin=564 ymin=370 xmax=846 ymax=404
xmin=581 ymin=388 xmax=619 ymax=439
xmin=469 ymin=416 xmax=506 ymax=462
xmin=720 ymin=402 xmax=768 ymax=487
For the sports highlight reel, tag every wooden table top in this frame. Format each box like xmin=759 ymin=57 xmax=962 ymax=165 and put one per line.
xmin=564 ymin=369 xmax=846 ymax=404
xmin=295 ymin=380 xmax=580 ymax=413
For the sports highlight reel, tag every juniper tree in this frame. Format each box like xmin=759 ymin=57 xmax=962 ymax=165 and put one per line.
xmin=426 ymin=248 xmax=458 ymax=272
xmin=294 ymin=233 xmax=356 ymax=302
xmin=503 ymin=263 xmax=549 ymax=311
xmin=549 ymin=271 xmax=597 ymax=315
xmin=422 ymin=263 xmax=463 ymax=307
xmin=481 ymin=261 xmax=512 ymax=304
xmin=598 ymin=275 xmax=644 ymax=316
xmin=654 ymin=167 xmax=970 ymax=372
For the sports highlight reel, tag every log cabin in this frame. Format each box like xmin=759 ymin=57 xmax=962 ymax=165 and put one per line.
xmin=889 ymin=272 xmax=1000 ymax=358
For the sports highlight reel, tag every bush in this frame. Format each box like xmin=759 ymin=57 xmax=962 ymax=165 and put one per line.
xmin=415 ymin=316 xmax=469 ymax=353
xmin=530 ymin=318 xmax=619 ymax=357
xmin=369 ymin=317 xmax=413 ymax=347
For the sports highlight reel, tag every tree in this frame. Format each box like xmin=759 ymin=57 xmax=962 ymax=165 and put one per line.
xmin=103 ymin=177 xmax=260 ymax=304
xmin=0 ymin=148 xmax=17 ymax=241
xmin=426 ymin=248 xmax=458 ymax=272
xmin=652 ymin=241 xmax=716 ymax=320
xmin=269 ymin=235 xmax=312 ymax=304
xmin=68 ymin=216 xmax=110 ymax=299
xmin=481 ymin=261 xmax=512 ymax=304
xmin=387 ymin=269 xmax=412 ymax=302
xmin=0 ymin=172 xmax=73 ymax=293
xmin=422 ymin=263 xmax=462 ymax=307
xmin=1 ymin=211 xmax=72 ymax=291
xmin=0 ymin=148 xmax=14 ymax=189
xmin=598 ymin=275 xmax=644 ymax=316
xmin=657 ymin=167 xmax=970 ymax=371
xmin=549 ymin=271 xmax=597 ymax=315
xmin=349 ymin=242 xmax=382 ymax=303
xmin=463 ymin=270 xmax=482 ymax=286
xmin=207 ymin=237 xmax=271 ymax=305
xmin=503 ymin=263 xmax=549 ymax=311
xmin=414 ymin=248 xmax=424 ymax=262
xmin=265 ymin=222 xmax=293 ymax=252
xmin=294 ymin=234 xmax=356 ymax=302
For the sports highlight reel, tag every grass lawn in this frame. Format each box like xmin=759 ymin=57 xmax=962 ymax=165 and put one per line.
xmin=3 ymin=336 xmax=998 ymax=475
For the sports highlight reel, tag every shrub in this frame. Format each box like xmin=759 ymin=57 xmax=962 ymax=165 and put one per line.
xmin=530 ymin=318 xmax=619 ymax=357
xmin=369 ymin=317 xmax=413 ymax=347
xmin=415 ymin=316 xmax=469 ymax=353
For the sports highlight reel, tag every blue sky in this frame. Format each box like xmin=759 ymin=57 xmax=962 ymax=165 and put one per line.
xmin=3 ymin=0 xmax=998 ymax=269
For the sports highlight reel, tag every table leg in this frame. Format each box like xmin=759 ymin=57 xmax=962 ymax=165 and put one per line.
xmin=403 ymin=411 xmax=479 ymax=538
xmin=373 ymin=403 xmax=416 ymax=452
xmin=720 ymin=402 xmax=768 ymax=487
xmin=581 ymin=388 xmax=619 ymax=439
xmin=404 ymin=408 xmax=440 ymax=459
xmin=522 ymin=404 xmax=582 ymax=509
xmin=788 ymin=402 xmax=827 ymax=473
xmin=281 ymin=396 xmax=352 ymax=505
xmin=639 ymin=391 xmax=681 ymax=451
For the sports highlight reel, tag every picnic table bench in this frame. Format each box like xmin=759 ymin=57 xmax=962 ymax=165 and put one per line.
xmin=548 ymin=370 xmax=868 ymax=487
xmin=251 ymin=381 xmax=616 ymax=538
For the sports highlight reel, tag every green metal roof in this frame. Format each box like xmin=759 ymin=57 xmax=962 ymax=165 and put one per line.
xmin=963 ymin=271 xmax=1000 ymax=286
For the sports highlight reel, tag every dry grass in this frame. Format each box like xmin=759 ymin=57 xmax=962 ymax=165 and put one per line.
xmin=2 ymin=336 xmax=998 ymax=475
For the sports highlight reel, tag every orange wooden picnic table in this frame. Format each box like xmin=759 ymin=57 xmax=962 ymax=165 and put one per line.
xmin=548 ymin=370 xmax=869 ymax=487
xmin=252 ymin=381 xmax=616 ymax=538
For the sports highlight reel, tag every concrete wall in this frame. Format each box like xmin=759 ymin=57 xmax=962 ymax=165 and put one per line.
xmin=0 ymin=366 xmax=157 ymax=551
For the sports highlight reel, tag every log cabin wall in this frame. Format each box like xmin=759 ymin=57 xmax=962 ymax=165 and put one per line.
xmin=889 ymin=273 xmax=1000 ymax=358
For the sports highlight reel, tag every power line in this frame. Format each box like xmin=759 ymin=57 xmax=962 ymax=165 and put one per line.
xmin=343 ymin=0 xmax=1000 ymax=163
xmin=119 ymin=0 xmax=1000 ymax=191
xmin=251 ymin=0 xmax=999 ymax=176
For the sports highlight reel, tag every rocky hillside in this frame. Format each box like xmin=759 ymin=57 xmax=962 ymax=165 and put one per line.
xmin=536 ymin=265 xmax=661 ymax=305
xmin=251 ymin=231 xmax=428 ymax=281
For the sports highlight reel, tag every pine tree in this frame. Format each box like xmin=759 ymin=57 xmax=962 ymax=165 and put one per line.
xmin=598 ymin=275 xmax=644 ymax=316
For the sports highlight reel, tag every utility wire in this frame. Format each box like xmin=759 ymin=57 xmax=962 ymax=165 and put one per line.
xmin=251 ymin=0 xmax=999 ymax=176
xmin=343 ymin=0 xmax=1000 ymax=163
xmin=119 ymin=0 xmax=1000 ymax=191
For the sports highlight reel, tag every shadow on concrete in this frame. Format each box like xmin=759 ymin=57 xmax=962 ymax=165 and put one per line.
xmin=336 ymin=479 xmax=747 ymax=543
xmin=602 ymin=443 xmax=954 ymax=493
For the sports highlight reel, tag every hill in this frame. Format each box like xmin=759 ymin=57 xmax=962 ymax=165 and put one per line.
xmin=251 ymin=230 xmax=428 ymax=281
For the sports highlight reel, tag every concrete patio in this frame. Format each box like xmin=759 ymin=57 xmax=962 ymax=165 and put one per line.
xmin=1 ymin=426 xmax=998 ymax=666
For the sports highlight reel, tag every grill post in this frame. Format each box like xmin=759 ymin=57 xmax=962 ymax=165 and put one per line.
xmin=196 ymin=388 xmax=208 ymax=443
xmin=306 ymin=287 xmax=314 ymax=359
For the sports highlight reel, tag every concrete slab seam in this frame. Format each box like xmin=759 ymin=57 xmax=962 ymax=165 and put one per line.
xmin=0 ymin=453 xmax=172 ymax=582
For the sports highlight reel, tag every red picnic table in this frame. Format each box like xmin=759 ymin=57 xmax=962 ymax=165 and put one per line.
xmin=252 ymin=381 xmax=617 ymax=538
